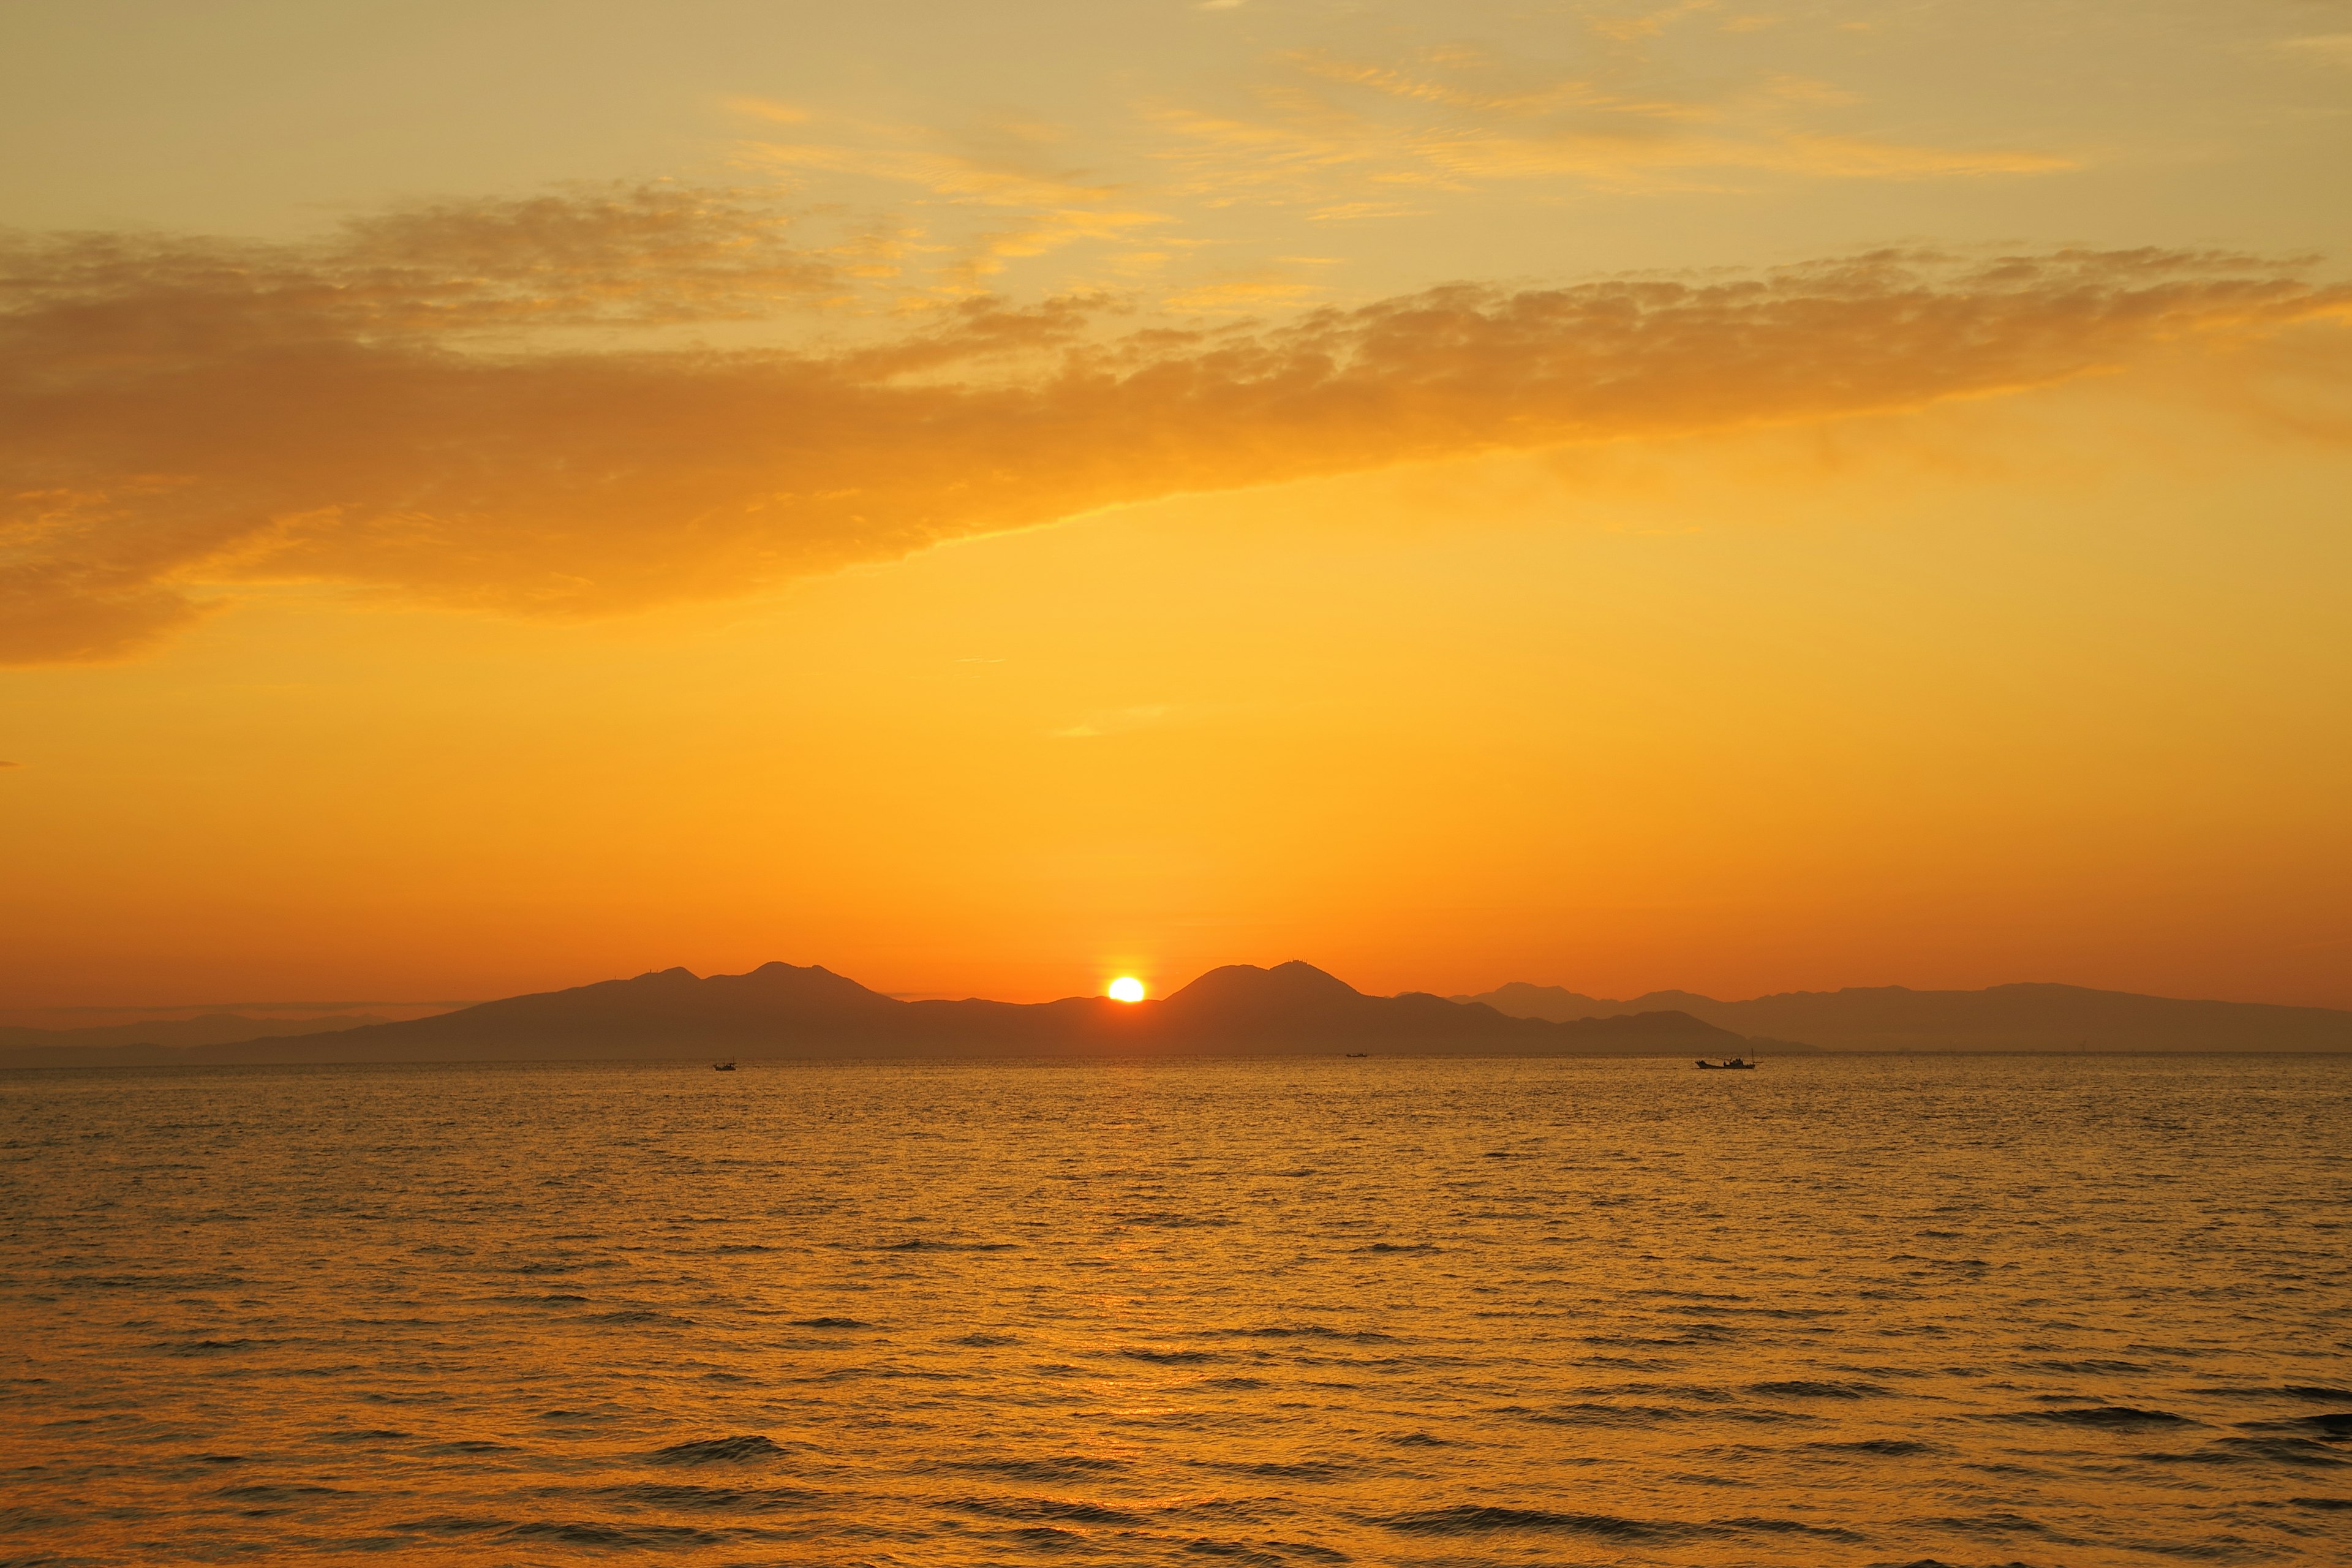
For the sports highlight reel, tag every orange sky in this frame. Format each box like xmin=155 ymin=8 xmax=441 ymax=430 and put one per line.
xmin=2 ymin=1 xmax=2348 ymax=1013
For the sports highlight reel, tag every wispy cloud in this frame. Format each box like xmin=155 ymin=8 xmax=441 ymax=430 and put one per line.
xmin=2274 ymin=33 xmax=2352 ymax=66
xmin=733 ymin=99 xmax=1172 ymax=291
xmin=3 ymin=195 xmax=2342 ymax=665
xmin=1051 ymin=706 xmax=1175 ymax=739
xmin=1150 ymin=42 xmax=2073 ymax=208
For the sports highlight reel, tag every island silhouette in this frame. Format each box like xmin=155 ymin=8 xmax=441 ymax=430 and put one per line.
xmin=8 ymin=963 xmax=2346 ymax=1069
xmin=1455 ymin=981 xmax=2352 ymax=1054
xmin=2 ymin=961 xmax=1760 ymax=1068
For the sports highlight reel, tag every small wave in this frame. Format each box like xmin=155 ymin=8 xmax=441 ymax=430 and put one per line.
xmin=1357 ymin=1242 xmax=1437 ymax=1254
xmin=1371 ymin=1504 xmax=1678 ymax=1541
xmin=1176 ymin=1537 xmax=1291 ymax=1566
xmin=2000 ymin=1405 xmax=2192 ymax=1430
xmin=2140 ymin=1436 xmax=2347 ymax=1467
xmin=881 ymin=1238 xmax=1015 ymax=1251
xmin=2291 ymin=1496 xmax=2352 ymax=1509
xmin=1717 ymin=1516 xmax=1866 ymax=1542
xmin=1807 ymin=1438 xmax=1937 ymax=1456
xmin=1206 ymin=1324 xmax=1397 ymax=1343
xmin=425 ymin=1440 xmax=519 ymax=1455
xmin=587 ymin=1482 xmax=821 ymax=1513
xmin=216 ymin=1483 xmax=352 ymax=1501
xmin=312 ymin=1429 xmax=409 ymax=1444
xmin=503 ymin=1520 xmax=729 ymax=1547
xmin=788 ymin=1317 xmax=870 ymax=1329
xmin=707 ymin=1242 xmax=777 ymax=1254
xmin=1011 ymin=1525 xmax=1083 ymax=1545
xmin=1748 ymin=1380 xmax=1888 ymax=1400
xmin=1518 ymin=1401 xmax=1802 ymax=1428
xmin=952 ymin=1332 xmax=1019 ymax=1346
xmin=161 ymin=1338 xmax=276 ymax=1355
xmin=532 ymin=1294 xmax=589 ymax=1305
xmin=2223 ymin=1435 xmax=2349 ymax=1465
xmin=780 ymin=1361 xmax=950 ymax=1384
xmin=2026 ymin=1358 xmax=2149 ymax=1373
xmin=1205 ymin=1460 xmax=1350 ymax=1480
xmin=950 ymin=1495 xmax=1143 ymax=1525
xmin=923 ymin=1455 xmax=1129 ymax=1482
xmin=1121 ymin=1347 xmax=1216 ymax=1364
xmin=1382 ymin=1431 xmax=1455 ymax=1447
xmin=1927 ymin=1509 xmax=2078 ymax=1542
xmin=63 ymin=1270 xmax=246 ymax=1292
xmin=2200 ymin=1384 xmax=2352 ymax=1402
xmin=1566 ymin=1381 xmax=1731 ymax=1402
xmin=652 ymin=1434 xmax=788 ymax=1464
xmin=1199 ymin=1376 xmax=1268 ymax=1389
xmin=587 ymin=1310 xmax=677 ymax=1324
xmin=388 ymin=1515 xmax=505 ymax=1536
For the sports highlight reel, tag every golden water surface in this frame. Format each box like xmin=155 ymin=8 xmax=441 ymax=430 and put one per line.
xmin=4 ymin=1055 xmax=2349 ymax=1565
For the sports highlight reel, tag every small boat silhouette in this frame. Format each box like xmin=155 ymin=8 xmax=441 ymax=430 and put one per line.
xmin=1344 ymin=1052 xmax=1368 ymax=1058
xmin=1697 ymin=1057 xmax=1756 ymax=1070
xmin=712 ymin=1060 xmax=737 ymax=1071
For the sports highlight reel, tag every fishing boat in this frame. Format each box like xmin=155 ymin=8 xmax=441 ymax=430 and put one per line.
xmin=1697 ymin=1057 xmax=1756 ymax=1069
xmin=712 ymin=1060 xmax=737 ymax=1071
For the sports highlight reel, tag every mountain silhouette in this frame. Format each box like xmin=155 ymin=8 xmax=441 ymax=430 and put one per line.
xmin=1456 ymin=981 xmax=2352 ymax=1052
xmin=0 ymin=1012 xmax=388 ymax=1054
xmin=1 ymin=961 xmax=1758 ymax=1067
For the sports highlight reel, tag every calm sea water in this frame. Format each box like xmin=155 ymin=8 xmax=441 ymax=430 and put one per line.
xmin=3 ymin=1055 xmax=2348 ymax=1567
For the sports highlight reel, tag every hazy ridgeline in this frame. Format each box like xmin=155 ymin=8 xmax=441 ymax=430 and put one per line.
xmin=4 ymin=1055 xmax=2348 ymax=1566
xmin=10 ymin=962 xmax=2349 ymax=1071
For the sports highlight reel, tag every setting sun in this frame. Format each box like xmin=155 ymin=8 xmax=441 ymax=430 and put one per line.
xmin=1107 ymin=976 xmax=1146 ymax=1003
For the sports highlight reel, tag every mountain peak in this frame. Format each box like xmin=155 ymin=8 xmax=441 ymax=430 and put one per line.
xmin=1166 ymin=961 xmax=1363 ymax=1011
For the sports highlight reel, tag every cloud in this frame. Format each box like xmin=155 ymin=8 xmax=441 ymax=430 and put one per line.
xmin=1149 ymin=44 xmax=2073 ymax=208
xmin=1 ymin=183 xmax=839 ymax=347
xmin=3 ymin=198 xmax=2344 ymax=664
xmin=1053 ymin=705 xmax=1174 ymax=739
xmin=2275 ymin=33 xmax=2352 ymax=67
xmin=733 ymin=100 xmax=1172 ymax=290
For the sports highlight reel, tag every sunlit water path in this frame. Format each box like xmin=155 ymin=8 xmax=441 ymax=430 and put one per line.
xmin=4 ymin=1055 xmax=2348 ymax=1566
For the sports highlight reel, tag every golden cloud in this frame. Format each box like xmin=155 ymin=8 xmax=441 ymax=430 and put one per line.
xmin=1151 ymin=44 xmax=2073 ymax=206
xmin=2 ymin=192 xmax=2343 ymax=664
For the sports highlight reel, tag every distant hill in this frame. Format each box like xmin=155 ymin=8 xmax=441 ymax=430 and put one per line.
xmin=1455 ymin=981 xmax=2352 ymax=1052
xmin=1 ymin=962 xmax=1762 ymax=1068
xmin=0 ymin=1012 xmax=386 ymax=1058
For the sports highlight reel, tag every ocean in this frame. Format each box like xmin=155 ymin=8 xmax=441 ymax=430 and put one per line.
xmin=3 ymin=1054 xmax=2347 ymax=1566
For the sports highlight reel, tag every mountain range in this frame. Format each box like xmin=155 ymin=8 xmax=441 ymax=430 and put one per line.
xmin=0 ymin=1013 xmax=385 ymax=1054
xmin=1455 ymin=982 xmax=2352 ymax=1053
xmin=0 ymin=962 xmax=1757 ymax=1068
xmin=12 ymin=965 xmax=2339 ymax=1071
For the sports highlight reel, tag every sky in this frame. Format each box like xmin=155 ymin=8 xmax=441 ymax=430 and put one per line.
xmin=2 ymin=0 xmax=2348 ymax=1014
